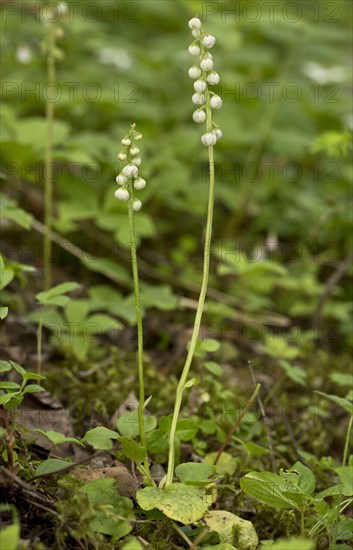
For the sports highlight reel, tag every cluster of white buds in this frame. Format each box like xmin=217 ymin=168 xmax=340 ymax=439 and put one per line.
xmin=115 ymin=125 xmax=145 ymax=212
xmin=188 ymin=17 xmax=222 ymax=146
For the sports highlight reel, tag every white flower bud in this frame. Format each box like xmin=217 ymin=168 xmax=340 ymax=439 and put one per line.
xmin=122 ymin=164 xmax=138 ymax=178
xmin=200 ymin=57 xmax=213 ymax=71
xmin=188 ymin=66 xmax=202 ymax=79
xmin=133 ymin=177 xmax=147 ymax=190
xmin=194 ymin=79 xmax=206 ymax=93
xmin=121 ymin=138 xmax=131 ymax=146
xmin=207 ymin=71 xmax=220 ymax=85
xmin=116 ymin=174 xmax=126 ymax=186
xmin=134 ymin=132 xmax=143 ymax=140
xmin=115 ymin=188 xmax=130 ymax=201
xmin=130 ymin=146 xmax=140 ymax=156
xmin=58 ymin=2 xmax=68 ymax=15
xmin=188 ymin=17 xmax=202 ymax=30
xmin=188 ymin=44 xmax=201 ymax=56
xmin=210 ymin=95 xmax=222 ymax=109
xmin=193 ymin=110 xmax=206 ymax=123
xmin=213 ymin=129 xmax=223 ymax=141
xmin=132 ymin=199 xmax=142 ymax=212
xmin=118 ymin=152 xmax=127 ymax=161
xmin=201 ymin=133 xmax=217 ymax=146
xmin=192 ymin=92 xmax=206 ymax=105
xmin=202 ymin=34 xmax=216 ymax=48
xmin=131 ymin=157 xmax=141 ymax=166
xmin=191 ymin=29 xmax=201 ymax=38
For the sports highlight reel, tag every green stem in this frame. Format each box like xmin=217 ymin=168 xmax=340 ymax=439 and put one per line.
xmin=165 ymin=93 xmax=215 ymax=487
xmin=343 ymin=415 xmax=353 ymax=467
xmin=37 ymin=312 xmax=44 ymax=376
xmin=127 ymin=195 xmax=150 ymax=480
xmin=300 ymin=509 xmax=305 ymax=536
xmin=44 ymin=24 xmax=56 ymax=290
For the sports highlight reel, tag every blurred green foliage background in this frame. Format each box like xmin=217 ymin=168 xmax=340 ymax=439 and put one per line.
xmin=1 ymin=0 xmax=352 ymax=358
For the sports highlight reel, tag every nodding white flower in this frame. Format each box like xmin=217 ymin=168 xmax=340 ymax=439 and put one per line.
xmin=133 ymin=177 xmax=147 ymax=190
xmin=118 ymin=152 xmax=127 ymax=161
xmin=58 ymin=2 xmax=68 ymax=15
xmin=193 ymin=110 xmax=207 ymax=123
xmin=131 ymin=157 xmax=141 ymax=166
xmin=200 ymin=57 xmax=213 ymax=71
xmin=134 ymin=132 xmax=143 ymax=140
xmin=207 ymin=71 xmax=220 ymax=85
xmin=192 ymin=92 xmax=206 ymax=105
xmin=115 ymin=188 xmax=130 ymax=201
xmin=191 ymin=29 xmax=201 ymax=38
xmin=202 ymin=34 xmax=216 ymax=49
xmin=194 ymin=79 xmax=206 ymax=93
xmin=16 ymin=45 xmax=32 ymax=64
xmin=210 ymin=95 xmax=222 ymax=109
xmin=201 ymin=133 xmax=217 ymax=146
xmin=132 ymin=199 xmax=142 ymax=212
xmin=213 ymin=129 xmax=223 ymax=141
xmin=189 ymin=66 xmax=202 ymax=79
xmin=116 ymin=174 xmax=126 ymax=186
xmin=188 ymin=17 xmax=202 ymax=30
xmin=130 ymin=146 xmax=140 ymax=156
xmin=121 ymin=137 xmax=131 ymax=147
xmin=188 ymin=44 xmax=201 ymax=56
xmin=122 ymin=164 xmax=138 ymax=178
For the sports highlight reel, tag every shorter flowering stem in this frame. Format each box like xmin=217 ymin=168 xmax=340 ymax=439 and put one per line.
xmin=127 ymin=187 xmax=150 ymax=481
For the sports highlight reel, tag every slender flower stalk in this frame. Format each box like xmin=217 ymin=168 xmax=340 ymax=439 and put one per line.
xmin=42 ymin=2 xmax=67 ymax=289
xmin=115 ymin=125 xmax=151 ymax=480
xmin=165 ymin=17 xmax=222 ymax=487
xmin=43 ymin=20 xmax=56 ymax=289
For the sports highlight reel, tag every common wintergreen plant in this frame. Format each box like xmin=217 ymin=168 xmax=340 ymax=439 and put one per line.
xmin=114 ymin=125 xmax=151 ymax=481
xmin=165 ymin=16 xmax=222 ymax=487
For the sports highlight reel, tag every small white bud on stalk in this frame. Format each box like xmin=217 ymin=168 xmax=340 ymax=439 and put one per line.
xmin=130 ymin=146 xmax=140 ymax=156
xmin=194 ymin=79 xmax=207 ymax=93
xmin=202 ymin=34 xmax=216 ymax=48
xmin=188 ymin=66 xmax=202 ymax=79
xmin=116 ymin=174 xmax=126 ymax=185
xmin=188 ymin=44 xmax=201 ymax=56
xmin=121 ymin=138 xmax=131 ymax=146
xmin=133 ymin=178 xmax=147 ymax=190
xmin=210 ymin=95 xmax=222 ymax=109
xmin=132 ymin=200 xmax=142 ymax=212
xmin=188 ymin=17 xmax=202 ymax=30
xmin=201 ymin=133 xmax=217 ymax=146
xmin=192 ymin=92 xmax=206 ymax=105
xmin=115 ymin=188 xmax=130 ymax=201
xmin=131 ymin=157 xmax=141 ymax=166
xmin=200 ymin=57 xmax=213 ymax=71
xmin=213 ymin=129 xmax=223 ymax=141
xmin=193 ymin=110 xmax=207 ymax=123
xmin=122 ymin=164 xmax=139 ymax=178
xmin=207 ymin=72 xmax=220 ymax=85
xmin=191 ymin=29 xmax=201 ymax=38
xmin=118 ymin=152 xmax=127 ymax=161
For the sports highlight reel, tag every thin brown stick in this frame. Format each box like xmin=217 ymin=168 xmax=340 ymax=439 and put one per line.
xmin=313 ymin=249 xmax=353 ymax=332
xmin=247 ymin=362 xmax=276 ymax=472
xmin=213 ymin=384 xmax=261 ymax=466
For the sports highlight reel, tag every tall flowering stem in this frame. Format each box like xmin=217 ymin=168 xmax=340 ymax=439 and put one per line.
xmin=166 ymin=17 xmax=222 ymax=487
xmin=43 ymin=18 xmax=56 ymax=289
xmin=42 ymin=2 xmax=67 ymax=289
xmin=115 ymin=125 xmax=151 ymax=481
